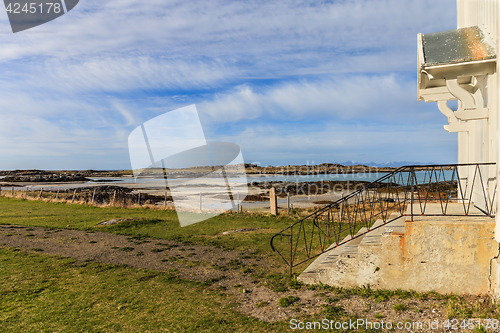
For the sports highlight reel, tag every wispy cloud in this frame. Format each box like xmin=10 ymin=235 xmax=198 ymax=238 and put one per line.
xmin=198 ymin=74 xmax=439 ymax=124
xmin=0 ymin=0 xmax=457 ymax=169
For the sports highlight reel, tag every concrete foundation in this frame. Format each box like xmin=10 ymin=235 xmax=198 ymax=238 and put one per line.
xmin=298 ymin=204 xmax=500 ymax=296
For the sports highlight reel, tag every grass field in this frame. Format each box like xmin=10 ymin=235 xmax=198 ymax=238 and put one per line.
xmin=0 ymin=196 xmax=296 ymax=260
xmin=0 ymin=248 xmax=290 ymax=332
xmin=0 ymin=197 xmax=303 ymax=332
xmin=1 ymin=196 xmax=500 ymax=332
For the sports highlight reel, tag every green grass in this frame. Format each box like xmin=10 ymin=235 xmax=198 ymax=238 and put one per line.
xmin=2 ymin=196 xmax=498 ymax=331
xmin=306 ymin=284 xmax=439 ymax=303
xmin=0 ymin=197 xmax=296 ymax=264
xmin=0 ymin=248 xmax=288 ymax=333
xmin=322 ymin=305 xmax=347 ymax=319
xmin=392 ymin=303 xmax=407 ymax=312
xmin=277 ymin=295 xmax=299 ymax=308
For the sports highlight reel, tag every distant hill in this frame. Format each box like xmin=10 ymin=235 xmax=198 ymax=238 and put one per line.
xmin=340 ymin=161 xmax=439 ymax=168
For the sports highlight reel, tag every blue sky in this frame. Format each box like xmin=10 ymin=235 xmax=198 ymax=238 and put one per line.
xmin=0 ymin=0 xmax=458 ymax=170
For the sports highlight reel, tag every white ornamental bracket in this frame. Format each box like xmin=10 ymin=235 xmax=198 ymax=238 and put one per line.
xmin=437 ymin=100 xmax=468 ymax=132
xmin=435 ymin=75 xmax=489 ymax=133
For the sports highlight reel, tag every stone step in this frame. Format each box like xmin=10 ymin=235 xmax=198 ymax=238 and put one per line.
xmin=406 ymin=202 xmax=485 ymax=215
xmin=339 ymin=227 xmax=368 ymax=258
xmin=298 ymin=213 xmax=406 ymax=285
xmin=383 ymin=212 xmax=406 ymax=234
xmin=297 ymin=234 xmax=351 ymax=284
xmin=298 ymin=227 xmax=369 ymax=284
xmin=359 ymin=219 xmax=385 ymax=246
xmin=359 ymin=213 xmax=404 ymax=246
xmin=311 ymin=235 xmax=351 ymax=267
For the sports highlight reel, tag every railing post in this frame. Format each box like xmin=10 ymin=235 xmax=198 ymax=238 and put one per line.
xmin=410 ymin=167 xmax=414 ymax=222
xmin=237 ymin=192 xmax=240 ymax=214
xmin=290 ymin=226 xmax=293 ymax=276
xmin=287 ymin=192 xmax=290 ymax=214
xmin=340 ymin=202 xmax=344 ymax=222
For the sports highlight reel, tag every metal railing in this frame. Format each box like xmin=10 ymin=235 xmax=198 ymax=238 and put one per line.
xmin=270 ymin=163 xmax=497 ymax=275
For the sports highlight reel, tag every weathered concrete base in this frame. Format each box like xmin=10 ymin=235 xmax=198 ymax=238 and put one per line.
xmin=298 ymin=204 xmax=500 ymax=296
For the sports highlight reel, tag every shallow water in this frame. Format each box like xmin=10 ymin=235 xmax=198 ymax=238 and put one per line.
xmin=0 ymin=170 xmax=456 ymax=191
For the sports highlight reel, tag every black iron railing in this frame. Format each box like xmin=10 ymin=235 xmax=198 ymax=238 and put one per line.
xmin=270 ymin=163 xmax=496 ymax=275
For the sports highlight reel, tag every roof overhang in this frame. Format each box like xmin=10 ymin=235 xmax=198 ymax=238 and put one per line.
xmin=418 ymin=26 xmax=496 ymax=102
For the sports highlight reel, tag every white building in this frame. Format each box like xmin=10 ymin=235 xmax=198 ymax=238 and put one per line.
xmin=295 ymin=1 xmax=500 ymax=297
xmin=418 ymin=0 xmax=499 ymax=238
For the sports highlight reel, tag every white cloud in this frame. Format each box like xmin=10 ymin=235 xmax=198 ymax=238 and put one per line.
xmin=198 ymin=74 xmax=439 ymax=124
xmin=0 ymin=0 xmax=456 ymax=77
xmin=0 ymin=0 xmax=458 ymax=169
xmin=32 ymin=57 xmax=236 ymax=93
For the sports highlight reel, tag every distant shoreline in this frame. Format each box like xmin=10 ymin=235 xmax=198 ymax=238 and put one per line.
xmin=0 ymin=163 xmax=452 ymax=183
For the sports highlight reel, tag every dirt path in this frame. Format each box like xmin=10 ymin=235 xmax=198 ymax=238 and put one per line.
xmin=0 ymin=224 xmax=321 ymax=322
xmin=0 ymin=224 xmax=494 ymax=331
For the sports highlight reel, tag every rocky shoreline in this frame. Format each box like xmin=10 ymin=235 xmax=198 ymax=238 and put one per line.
xmin=0 ymin=169 xmax=131 ymax=183
xmin=0 ymin=163 xmax=397 ymax=183
xmin=2 ymin=174 xmax=90 ymax=183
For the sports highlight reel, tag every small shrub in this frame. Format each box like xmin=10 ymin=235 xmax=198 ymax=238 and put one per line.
xmin=201 ymin=276 xmax=225 ymax=286
xmin=322 ymin=305 xmax=346 ymax=319
xmin=289 ymin=278 xmax=304 ymax=290
xmin=278 ymin=296 xmax=299 ymax=308
xmin=393 ymin=303 xmax=407 ymax=312
xmin=212 ymin=264 xmax=228 ymax=271
xmin=227 ymin=259 xmax=243 ymax=268
xmin=271 ymin=284 xmax=288 ymax=293
xmin=325 ymin=297 xmax=338 ymax=304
